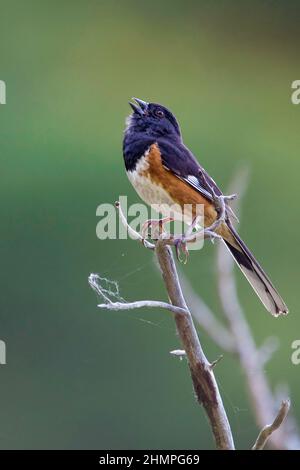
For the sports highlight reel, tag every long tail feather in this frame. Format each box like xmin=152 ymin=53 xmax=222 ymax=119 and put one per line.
xmin=223 ymin=222 xmax=288 ymax=316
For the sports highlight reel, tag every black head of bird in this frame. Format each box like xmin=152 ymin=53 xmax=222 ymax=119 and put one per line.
xmin=127 ymin=97 xmax=181 ymax=140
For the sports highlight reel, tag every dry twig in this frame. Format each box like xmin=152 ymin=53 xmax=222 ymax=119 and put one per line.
xmin=252 ymin=400 xmax=291 ymax=450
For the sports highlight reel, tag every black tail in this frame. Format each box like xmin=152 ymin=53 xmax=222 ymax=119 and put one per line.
xmin=224 ymin=222 xmax=288 ymax=316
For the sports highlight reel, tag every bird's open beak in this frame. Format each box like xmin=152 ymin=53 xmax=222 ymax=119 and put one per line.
xmin=129 ymin=97 xmax=149 ymax=115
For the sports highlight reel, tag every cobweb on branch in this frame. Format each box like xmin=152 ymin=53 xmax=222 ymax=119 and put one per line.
xmin=89 ymin=273 xmax=125 ymax=304
xmin=88 ymin=272 xmax=188 ymax=316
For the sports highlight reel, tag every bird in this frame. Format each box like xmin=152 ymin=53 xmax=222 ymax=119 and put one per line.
xmin=122 ymin=97 xmax=288 ymax=316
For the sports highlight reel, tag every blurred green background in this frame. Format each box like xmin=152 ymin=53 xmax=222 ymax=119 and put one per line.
xmin=0 ymin=0 xmax=299 ymax=450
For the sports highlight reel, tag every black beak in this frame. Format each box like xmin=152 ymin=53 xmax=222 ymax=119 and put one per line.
xmin=129 ymin=97 xmax=149 ymax=115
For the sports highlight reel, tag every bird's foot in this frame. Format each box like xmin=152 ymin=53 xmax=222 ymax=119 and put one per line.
xmin=213 ymin=193 xmax=237 ymax=220
xmin=141 ymin=217 xmax=174 ymax=240
xmin=184 ymin=215 xmax=201 ymax=237
xmin=223 ymin=193 xmax=237 ymax=203
xmin=174 ymin=236 xmax=189 ymax=264
xmin=172 ymin=216 xmax=201 ymax=263
xmin=199 ymin=169 xmax=237 ymax=224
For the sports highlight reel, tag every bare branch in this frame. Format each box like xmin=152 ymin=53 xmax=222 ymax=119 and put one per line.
xmin=252 ymin=400 xmax=291 ymax=450
xmin=115 ymin=201 xmax=155 ymax=250
xmin=179 ymin=272 xmax=236 ymax=353
xmin=98 ymin=299 xmax=188 ymax=316
xmin=104 ymin=201 xmax=235 ymax=450
xmin=210 ymin=355 xmax=224 ymax=369
xmin=170 ymin=349 xmax=186 ymax=358
xmin=155 ymin=239 xmax=234 ymax=449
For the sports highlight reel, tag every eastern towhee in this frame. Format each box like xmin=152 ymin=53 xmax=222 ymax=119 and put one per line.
xmin=122 ymin=98 xmax=288 ymax=316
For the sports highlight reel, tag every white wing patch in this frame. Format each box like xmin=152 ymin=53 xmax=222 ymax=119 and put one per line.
xmin=182 ymin=175 xmax=213 ymax=201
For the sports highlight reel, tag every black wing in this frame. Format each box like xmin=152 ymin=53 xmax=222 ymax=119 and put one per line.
xmin=157 ymin=138 xmax=224 ymax=202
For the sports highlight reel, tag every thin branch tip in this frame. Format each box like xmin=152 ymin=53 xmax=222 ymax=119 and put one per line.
xmin=170 ymin=349 xmax=186 ymax=359
xmin=252 ymin=399 xmax=291 ymax=450
xmin=210 ymin=355 xmax=224 ymax=369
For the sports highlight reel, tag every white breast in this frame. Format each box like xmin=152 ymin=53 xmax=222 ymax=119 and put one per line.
xmin=126 ymin=154 xmax=197 ymax=224
xmin=127 ymin=154 xmax=175 ymax=207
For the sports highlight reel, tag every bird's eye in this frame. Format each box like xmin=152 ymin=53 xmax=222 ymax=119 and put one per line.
xmin=155 ymin=109 xmax=164 ymax=118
